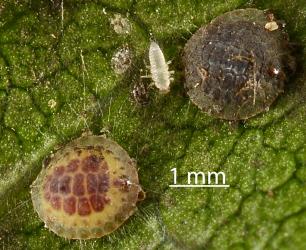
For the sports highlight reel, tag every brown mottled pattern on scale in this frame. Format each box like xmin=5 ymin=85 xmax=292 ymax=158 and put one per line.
xmin=66 ymin=159 xmax=79 ymax=172
xmin=63 ymin=196 xmax=76 ymax=215
xmin=98 ymin=174 xmax=109 ymax=193
xmin=73 ymin=173 xmax=85 ymax=196
xmin=78 ymin=197 xmax=91 ymax=216
xmin=82 ymin=155 xmax=101 ymax=172
xmin=89 ymin=194 xmax=108 ymax=212
xmin=87 ymin=173 xmax=98 ymax=193
xmin=43 ymin=150 xmax=114 ymax=216
xmin=50 ymin=195 xmax=61 ymax=210
xmin=50 ymin=178 xmax=59 ymax=193
xmin=59 ymin=175 xmax=71 ymax=194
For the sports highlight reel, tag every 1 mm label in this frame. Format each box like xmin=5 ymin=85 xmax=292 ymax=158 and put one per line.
xmin=170 ymin=168 xmax=229 ymax=188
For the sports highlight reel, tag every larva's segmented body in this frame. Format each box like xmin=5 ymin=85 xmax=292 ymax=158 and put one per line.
xmin=149 ymin=41 xmax=172 ymax=93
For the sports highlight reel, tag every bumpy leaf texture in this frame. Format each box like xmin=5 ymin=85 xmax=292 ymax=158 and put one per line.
xmin=0 ymin=0 xmax=305 ymax=249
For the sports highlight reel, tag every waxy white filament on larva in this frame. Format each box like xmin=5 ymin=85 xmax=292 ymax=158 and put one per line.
xmin=149 ymin=41 xmax=172 ymax=93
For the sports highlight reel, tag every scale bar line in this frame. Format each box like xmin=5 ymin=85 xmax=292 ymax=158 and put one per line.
xmin=169 ymin=184 xmax=230 ymax=188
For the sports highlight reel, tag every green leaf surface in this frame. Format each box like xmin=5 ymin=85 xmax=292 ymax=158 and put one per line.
xmin=0 ymin=0 xmax=305 ymax=249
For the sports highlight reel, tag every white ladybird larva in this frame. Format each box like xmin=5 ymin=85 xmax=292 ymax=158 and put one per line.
xmin=148 ymin=41 xmax=173 ymax=93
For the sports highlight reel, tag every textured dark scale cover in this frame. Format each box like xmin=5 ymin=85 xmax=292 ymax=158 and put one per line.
xmin=184 ymin=8 xmax=295 ymax=120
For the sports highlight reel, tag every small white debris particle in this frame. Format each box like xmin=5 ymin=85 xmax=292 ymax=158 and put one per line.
xmin=111 ymin=46 xmax=132 ymax=74
xmin=265 ymin=21 xmax=279 ymax=31
xmin=273 ymin=68 xmax=280 ymax=75
xmin=48 ymin=99 xmax=57 ymax=109
xmin=281 ymin=22 xmax=286 ymax=28
xmin=194 ymin=82 xmax=200 ymax=88
xmin=110 ymin=14 xmax=131 ymax=34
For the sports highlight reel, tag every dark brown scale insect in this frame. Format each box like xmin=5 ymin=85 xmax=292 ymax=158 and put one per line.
xmin=183 ymin=8 xmax=295 ymax=120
